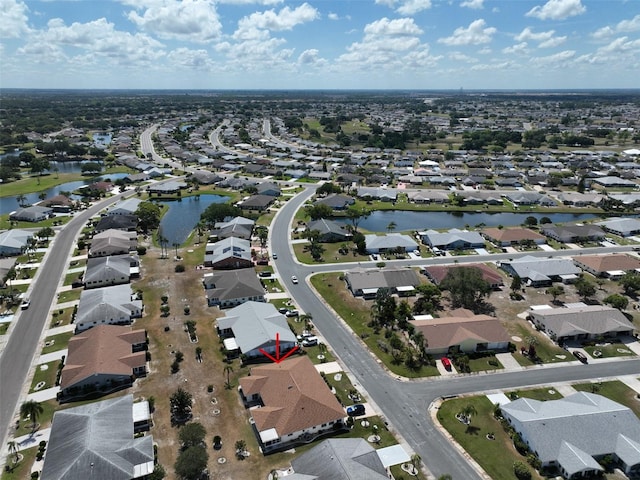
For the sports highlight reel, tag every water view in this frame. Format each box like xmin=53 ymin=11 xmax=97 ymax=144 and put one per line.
xmin=0 ymin=172 xmax=129 ymax=215
xmin=333 ymin=210 xmax=604 ymax=232
xmin=158 ymin=194 xmax=229 ymax=246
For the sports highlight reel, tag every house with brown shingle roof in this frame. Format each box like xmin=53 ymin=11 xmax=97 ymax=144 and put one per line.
xmin=574 ymin=254 xmax=640 ymax=279
xmin=410 ymin=308 xmax=511 ymax=355
xmin=238 ymin=356 xmax=347 ymax=453
xmin=423 ymin=264 xmax=504 ymax=289
xmin=60 ymin=325 xmax=147 ymax=401
xmin=481 ymin=227 xmax=546 ymax=247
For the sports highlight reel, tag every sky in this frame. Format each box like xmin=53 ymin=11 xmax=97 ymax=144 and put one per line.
xmin=0 ymin=0 xmax=639 ymax=90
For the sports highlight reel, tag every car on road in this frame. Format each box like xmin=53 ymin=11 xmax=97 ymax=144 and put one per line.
xmin=20 ymin=299 xmax=30 ymax=310
xmin=346 ymin=404 xmax=366 ymax=417
xmin=291 ymin=275 xmax=298 ymax=284
xmin=573 ymin=351 xmax=588 ymax=363
xmin=441 ymin=357 xmax=452 ymax=370
xmin=272 ymin=253 xmax=277 ymax=259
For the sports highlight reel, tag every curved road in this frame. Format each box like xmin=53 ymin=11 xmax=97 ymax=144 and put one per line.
xmin=271 ymin=186 xmax=640 ymax=479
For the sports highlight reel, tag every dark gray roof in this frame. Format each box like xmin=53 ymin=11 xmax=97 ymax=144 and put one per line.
xmin=41 ymin=394 xmax=154 ymax=480
xmin=290 ymin=438 xmax=388 ymax=480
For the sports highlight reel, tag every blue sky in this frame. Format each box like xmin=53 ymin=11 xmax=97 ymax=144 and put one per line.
xmin=1 ymin=0 xmax=638 ymax=90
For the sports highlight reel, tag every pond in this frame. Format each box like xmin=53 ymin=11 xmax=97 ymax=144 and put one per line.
xmin=0 ymin=172 xmax=130 ymax=215
xmin=333 ymin=210 xmax=604 ymax=232
xmin=158 ymin=194 xmax=230 ymax=246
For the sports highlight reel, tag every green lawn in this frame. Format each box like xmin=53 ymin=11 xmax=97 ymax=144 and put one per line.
xmin=49 ymin=307 xmax=74 ymax=328
xmin=1 ymin=446 xmax=38 ymax=480
xmin=573 ymin=380 xmax=640 ymax=417
xmin=293 ymin=242 xmax=369 ymax=264
xmin=468 ymin=354 xmax=503 ymax=372
xmin=510 ymin=323 xmax=572 ymax=366
xmin=506 ymin=386 xmax=564 ymax=401
xmin=57 ymin=289 xmax=82 ymax=304
xmin=583 ymin=342 xmax=636 ymax=359
xmin=437 ymin=396 xmax=545 ymax=480
xmin=42 ymin=331 xmax=74 ymax=354
xmin=29 ymin=361 xmax=61 ymax=393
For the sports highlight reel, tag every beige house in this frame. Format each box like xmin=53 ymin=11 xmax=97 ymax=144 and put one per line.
xmin=573 ymin=253 xmax=640 ymax=279
xmin=238 ymin=356 xmax=347 ymax=453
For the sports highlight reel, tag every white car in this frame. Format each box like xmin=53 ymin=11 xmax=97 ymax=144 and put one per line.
xmin=291 ymin=275 xmax=298 ymax=284
xmin=20 ymin=299 xmax=31 ymax=310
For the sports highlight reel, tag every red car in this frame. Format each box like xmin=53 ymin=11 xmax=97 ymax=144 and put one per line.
xmin=441 ymin=357 xmax=452 ymax=370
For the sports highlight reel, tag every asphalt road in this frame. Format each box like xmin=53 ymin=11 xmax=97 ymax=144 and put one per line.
xmin=271 ymin=186 xmax=640 ymax=479
xmin=0 ymin=190 xmax=137 ymax=450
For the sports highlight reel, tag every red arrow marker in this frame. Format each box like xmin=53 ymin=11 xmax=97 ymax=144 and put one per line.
xmin=260 ymin=333 xmax=299 ymax=364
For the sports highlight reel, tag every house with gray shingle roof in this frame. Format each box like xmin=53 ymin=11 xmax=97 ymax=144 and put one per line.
xmin=216 ymin=301 xmax=296 ymax=360
xmin=501 ymin=392 xmax=640 ymax=478
xmin=41 ymin=394 xmax=154 ymax=480
xmin=107 ymin=198 xmax=142 ymax=216
xmin=76 ymin=284 xmax=142 ymax=333
xmin=542 ymin=224 xmax=605 ymax=243
xmin=204 ymin=237 xmax=253 ymax=269
xmin=315 ymin=193 xmax=355 ymax=210
xmin=0 ymin=229 xmax=33 ymax=256
xmin=84 ymin=254 xmax=139 ymax=289
xmin=211 ymin=216 xmax=254 ymax=240
xmin=419 ymin=229 xmax=485 ymax=251
xmin=203 ymin=268 xmax=265 ymax=308
xmin=365 ymin=234 xmax=418 ymax=254
xmin=345 ymin=267 xmax=420 ymax=297
xmin=499 ymin=255 xmax=581 ymax=287
xmin=288 ymin=439 xmax=389 ymax=480
xmin=89 ymin=229 xmax=137 ymax=257
xmin=307 ymin=219 xmax=350 ymax=243
xmin=527 ymin=305 xmax=635 ymax=343
xmin=595 ymin=217 xmax=640 ymax=237
xmin=9 ymin=205 xmax=53 ymax=222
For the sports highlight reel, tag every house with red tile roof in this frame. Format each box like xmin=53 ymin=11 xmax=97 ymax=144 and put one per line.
xmin=573 ymin=253 xmax=640 ymax=279
xmin=238 ymin=356 xmax=347 ymax=453
xmin=60 ymin=325 xmax=147 ymax=401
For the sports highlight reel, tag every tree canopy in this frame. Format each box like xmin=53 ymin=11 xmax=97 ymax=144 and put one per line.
xmin=174 ymin=445 xmax=208 ymax=480
xmin=178 ymin=422 xmax=206 ymax=450
xmin=135 ymin=201 xmax=162 ymax=233
xmin=200 ymin=202 xmax=241 ymax=227
xmin=439 ymin=267 xmax=491 ymax=313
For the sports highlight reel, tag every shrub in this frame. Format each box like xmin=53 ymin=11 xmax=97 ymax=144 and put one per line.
xmin=136 ymin=246 xmax=147 ymax=255
xmin=175 ymin=264 xmax=185 ymax=273
xmin=513 ymin=460 xmax=532 ymax=480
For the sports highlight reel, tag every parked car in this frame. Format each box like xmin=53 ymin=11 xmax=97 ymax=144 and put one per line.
xmin=441 ymin=357 xmax=452 ymax=370
xmin=259 ymin=271 xmax=272 ymax=277
xmin=278 ymin=307 xmax=289 ymax=314
xmin=573 ymin=351 xmax=588 ymax=364
xmin=301 ymin=336 xmax=318 ymax=347
xmin=346 ymin=404 xmax=366 ymax=417
xmin=285 ymin=309 xmax=299 ymax=317
xmin=296 ymin=331 xmax=313 ymax=341
xmin=291 ymin=275 xmax=298 ymax=284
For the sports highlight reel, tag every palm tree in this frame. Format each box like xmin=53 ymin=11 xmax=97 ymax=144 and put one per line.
xmin=386 ymin=221 xmax=397 ymax=233
xmin=235 ymin=439 xmax=247 ymax=459
xmin=458 ymin=404 xmax=477 ymax=424
xmin=410 ymin=453 xmax=422 ymax=471
xmin=7 ymin=440 xmax=19 ymax=463
xmin=437 ymin=475 xmax=453 ymax=480
xmin=16 ymin=194 xmax=27 ymax=207
xmin=224 ymin=364 xmax=234 ymax=390
xmin=20 ymin=400 xmax=43 ymax=433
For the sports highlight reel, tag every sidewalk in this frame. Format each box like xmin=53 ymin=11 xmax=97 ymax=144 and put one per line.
xmin=38 ymin=349 xmax=67 ymax=364
xmin=27 ymin=386 xmax=59 ymax=403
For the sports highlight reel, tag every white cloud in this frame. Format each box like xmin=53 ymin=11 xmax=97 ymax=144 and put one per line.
xmin=538 ymin=35 xmax=566 ymax=48
xmin=297 ymin=49 xmax=327 ymax=68
xmin=374 ymin=0 xmax=432 ymax=15
xmin=328 ymin=12 xmax=339 ymax=21
xmin=18 ymin=17 xmax=165 ymax=66
xmin=526 ymin=0 xmax=586 ymax=21
xmin=0 ymin=0 xmax=30 ymax=38
xmin=217 ymin=0 xmax=282 ymax=4
xmin=335 ymin=16 xmax=439 ymax=72
xmin=477 ymin=46 xmax=492 ymax=54
xmin=448 ymin=51 xmax=478 ymax=62
xmin=592 ymin=14 xmax=640 ymax=39
xmin=166 ymin=47 xmax=213 ymax=69
xmin=502 ymin=42 xmax=529 ymax=54
xmin=237 ymin=3 xmax=318 ymax=32
xmin=529 ymin=49 xmax=576 ymax=66
xmin=471 ymin=60 xmax=516 ymax=71
xmin=460 ymin=0 xmax=484 ymax=10
xmin=438 ymin=19 xmax=496 ymax=46
xmin=126 ymin=0 xmax=222 ymax=43
xmin=364 ymin=17 xmax=423 ymax=36
xmin=515 ymin=27 xmax=554 ymax=42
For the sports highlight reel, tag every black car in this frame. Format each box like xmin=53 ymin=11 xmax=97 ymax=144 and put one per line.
xmin=346 ymin=404 xmax=366 ymax=417
xmin=573 ymin=351 xmax=588 ymax=364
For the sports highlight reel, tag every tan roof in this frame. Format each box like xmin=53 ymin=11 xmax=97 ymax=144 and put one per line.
xmin=482 ymin=227 xmax=546 ymax=243
xmin=239 ymin=356 xmax=345 ymax=437
xmin=424 ymin=263 xmax=504 ymax=286
xmin=574 ymin=254 xmax=640 ymax=273
xmin=61 ymin=325 xmax=146 ymax=389
xmin=411 ymin=311 xmax=510 ymax=350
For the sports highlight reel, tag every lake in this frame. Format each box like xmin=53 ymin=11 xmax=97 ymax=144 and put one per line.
xmin=0 ymin=172 xmax=130 ymax=215
xmin=333 ymin=210 xmax=604 ymax=232
xmin=158 ymin=194 xmax=229 ymax=246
